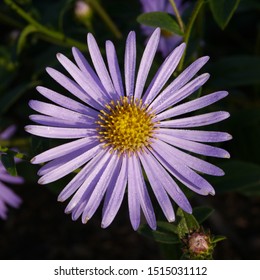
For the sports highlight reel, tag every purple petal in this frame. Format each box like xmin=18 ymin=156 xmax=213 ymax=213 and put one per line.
xmin=38 ymin=143 xmax=101 ymax=184
xmin=157 ymin=128 xmax=232 ymax=143
xmin=25 ymin=125 xmax=96 ymax=139
xmin=141 ymin=149 xmax=192 ymax=214
xmin=152 ymin=73 xmax=210 ymax=114
xmin=139 ymin=151 xmax=175 ymax=221
xmin=102 ymin=156 xmax=127 ymax=228
xmin=155 ymin=136 xmax=225 ymax=175
xmin=46 ymin=67 xmax=102 ymax=110
xmin=158 ymin=133 xmax=230 ymax=158
xmin=127 ymin=155 xmax=141 ymax=230
xmin=72 ymin=47 xmax=109 ymax=97
xmin=106 ymin=40 xmax=124 ymax=96
xmin=150 ymin=56 xmax=209 ymax=110
xmin=31 ymin=137 xmax=97 ymax=164
xmin=0 ymin=173 xmax=24 ymax=184
xmin=81 ymin=153 xmax=121 ymax=222
xmin=142 ymin=43 xmax=186 ymax=105
xmin=156 ymin=91 xmax=228 ymax=120
xmin=87 ymin=34 xmax=116 ymax=98
xmin=29 ymin=100 xmax=94 ymax=124
xmin=151 ymin=140 xmax=215 ymax=195
xmin=0 ymin=125 xmax=16 ymax=140
xmin=65 ymin=151 xmax=111 ymax=215
xmin=56 ymin=53 xmax=107 ymax=107
xmin=58 ymin=149 xmax=107 ymax=202
xmin=134 ymin=28 xmax=160 ymax=99
xmin=0 ymin=183 xmax=22 ymax=209
xmin=36 ymin=86 xmax=98 ymax=118
xmin=124 ymin=31 xmax=136 ymax=97
xmin=29 ymin=114 xmax=93 ymax=128
xmin=132 ymin=155 xmax=156 ymax=230
xmin=157 ymin=111 xmax=230 ymax=128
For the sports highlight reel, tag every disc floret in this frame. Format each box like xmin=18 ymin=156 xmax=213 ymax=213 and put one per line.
xmin=97 ymin=96 xmax=157 ymax=154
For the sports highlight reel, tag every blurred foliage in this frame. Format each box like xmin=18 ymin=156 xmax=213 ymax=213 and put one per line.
xmin=0 ymin=0 xmax=259 ymax=259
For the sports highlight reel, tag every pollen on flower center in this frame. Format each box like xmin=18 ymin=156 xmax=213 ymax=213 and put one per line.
xmin=96 ymin=96 xmax=157 ymax=154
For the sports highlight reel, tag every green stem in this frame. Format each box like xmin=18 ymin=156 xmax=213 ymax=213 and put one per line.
xmin=86 ymin=0 xmax=122 ymax=39
xmin=178 ymin=0 xmax=205 ymax=71
xmin=168 ymin=0 xmax=184 ymax=33
xmin=4 ymin=0 xmax=87 ymax=51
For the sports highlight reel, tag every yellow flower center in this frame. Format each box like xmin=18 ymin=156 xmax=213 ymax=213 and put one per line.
xmin=96 ymin=96 xmax=157 ymax=155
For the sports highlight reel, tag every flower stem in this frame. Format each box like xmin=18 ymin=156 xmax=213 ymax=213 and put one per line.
xmin=168 ymin=0 xmax=184 ymax=33
xmin=178 ymin=0 xmax=205 ymax=71
xmin=4 ymin=0 xmax=87 ymax=51
xmin=86 ymin=0 xmax=122 ymax=39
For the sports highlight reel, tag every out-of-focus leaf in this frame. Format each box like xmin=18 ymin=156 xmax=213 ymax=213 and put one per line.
xmin=207 ymin=55 xmax=260 ymax=88
xmin=17 ymin=24 xmax=38 ymax=54
xmin=209 ymin=0 xmax=241 ymax=29
xmin=137 ymin=12 xmax=183 ymax=36
xmin=193 ymin=207 xmax=214 ymax=224
xmin=0 ymin=81 xmax=38 ymax=115
xmin=211 ymin=235 xmax=226 ymax=243
xmin=176 ymin=208 xmax=199 ymax=238
xmin=0 ymin=153 xmax=17 ymax=176
xmin=211 ymin=160 xmax=260 ymax=193
xmin=138 ymin=221 xmax=180 ymax=244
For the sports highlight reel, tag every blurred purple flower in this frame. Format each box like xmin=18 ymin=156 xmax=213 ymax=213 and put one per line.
xmin=26 ymin=29 xmax=231 ymax=230
xmin=0 ymin=126 xmax=23 ymax=220
xmin=140 ymin=0 xmax=188 ymax=57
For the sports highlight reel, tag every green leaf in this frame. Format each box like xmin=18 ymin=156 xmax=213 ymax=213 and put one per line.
xmin=211 ymin=235 xmax=226 ymax=244
xmin=193 ymin=207 xmax=214 ymax=224
xmin=209 ymin=0 xmax=241 ymax=29
xmin=138 ymin=221 xmax=180 ymax=244
xmin=176 ymin=208 xmax=199 ymax=238
xmin=137 ymin=12 xmax=183 ymax=36
xmin=207 ymin=55 xmax=260 ymax=88
xmin=0 ymin=153 xmax=17 ymax=176
xmin=211 ymin=160 xmax=260 ymax=194
xmin=17 ymin=24 xmax=38 ymax=54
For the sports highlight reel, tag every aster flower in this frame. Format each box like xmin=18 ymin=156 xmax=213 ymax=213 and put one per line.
xmin=0 ymin=126 xmax=23 ymax=220
xmin=25 ymin=28 xmax=231 ymax=230
xmin=140 ymin=0 xmax=188 ymax=57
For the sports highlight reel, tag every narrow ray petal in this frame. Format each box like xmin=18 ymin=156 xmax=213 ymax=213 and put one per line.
xmin=87 ymin=33 xmax=116 ymax=97
xmin=56 ymin=53 xmax=107 ymax=107
xmin=36 ymin=86 xmax=98 ymax=117
xmin=152 ymin=73 xmax=210 ymax=113
xmin=157 ymin=111 xmax=230 ymax=128
xmin=102 ymin=156 xmax=127 ymax=228
xmin=155 ymin=136 xmax=225 ymax=175
xmin=38 ymin=144 xmax=101 ymax=184
xmin=82 ymin=154 xmax=121 ymax=222
xmin=127 ymin=155 xmax=141 ymax=230
xmin=58 ymin=149 xmax=106 ymax=201
xmin=124 ymin=31 xmax=136 ymax=97
xmin=139 ymin=151 xmax=175 ymax=221
xmin=46 ymin=67 xmax=101 ymax=110
xmin=150 ymin=56 xmax=210 ymax=110
xmin=158 ymin=133 xmax=230 ymax=158
xmin=133 ymin=155 xmax=156 ymax=230
xmin=134 ymin=28 xmax=160 ymax=99
xmin=25 ymin=125 xmax=96 ymax=139
xmin=156 ymin=91 xmax=228 ymax=120
xmin=32 ymin=137 xmax=97 ymax=164
xmin=142 ymin=149 xmax=192 ymax=213
xmin=151 ymin=140 xmax=215 ymax=195
xmin=142 ymin=43 xmax=186 ymax=105
xmin=106 ymin=40 xmax=124 ymax=97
